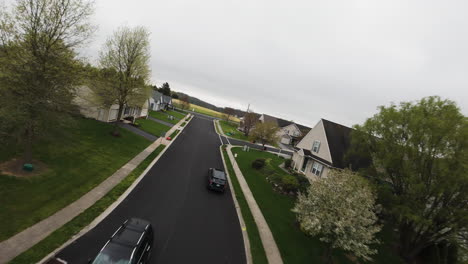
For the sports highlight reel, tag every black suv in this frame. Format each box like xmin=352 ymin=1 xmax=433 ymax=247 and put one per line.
xmin=91 ymin=218 xmax=153 ymax=264
xmin=207 ymin=168 xmax=227 ymax=192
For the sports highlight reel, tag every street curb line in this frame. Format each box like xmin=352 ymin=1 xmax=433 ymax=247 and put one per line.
xmin=37 ymin=114 xmax=192 ymax=264
xmin=219 ymin=145 xmax=252 ymax=264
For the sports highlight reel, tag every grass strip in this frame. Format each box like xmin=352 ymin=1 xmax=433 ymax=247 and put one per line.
xmin=180 ymin=121 xmax=187 ymax=127
xmin=10 ymin=144 xmax=166 ymax=264
xmin=222 ymin=146 xmax=268 ymax=264
xmin=169 ymin=130 xmax=179 ymax=139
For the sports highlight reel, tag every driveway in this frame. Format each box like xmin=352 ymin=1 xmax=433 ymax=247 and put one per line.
xmin=55 ymin=116 xmax=246 ymax=264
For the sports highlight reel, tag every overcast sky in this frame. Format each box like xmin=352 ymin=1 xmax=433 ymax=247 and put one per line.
xmin=81 ymin=0 xmax=467 ymax=127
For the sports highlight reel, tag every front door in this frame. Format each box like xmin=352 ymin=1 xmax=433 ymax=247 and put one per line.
xmin=301 ymin=157 xmax=309 ymax=171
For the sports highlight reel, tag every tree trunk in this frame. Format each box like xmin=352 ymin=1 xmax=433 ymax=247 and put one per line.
xmin=323 ymin=244 xmax=333 ymax=264
xmin=23 ymin=124 xmax=33 ymax=164
xmin=113 ymin=103 xmax=124 ymax=136
xmin=399 ymin=223 xmax=425 ymax=263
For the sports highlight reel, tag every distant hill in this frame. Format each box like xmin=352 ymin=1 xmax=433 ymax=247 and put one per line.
xmin=175 ymin=92 xmax=246 ymax=117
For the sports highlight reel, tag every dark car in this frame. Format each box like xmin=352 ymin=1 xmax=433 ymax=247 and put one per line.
xmin=91 ymin=218 xmax=153 ymax=264
xmin=207 ymin=168 xmax=227 ymax=192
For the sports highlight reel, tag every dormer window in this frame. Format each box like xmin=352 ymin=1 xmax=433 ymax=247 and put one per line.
xmin=312 ymin=140 xmax=320 ymax=153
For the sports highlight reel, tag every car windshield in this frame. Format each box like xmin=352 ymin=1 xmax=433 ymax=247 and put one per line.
xmin=92 ymin=242 xmax=132 ymax=264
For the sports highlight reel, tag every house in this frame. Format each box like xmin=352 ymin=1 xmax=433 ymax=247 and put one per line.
xmin=161 ymin=95 xmax=173 ymax=110
xmin=258 ymin=114 xmax=310 ymax=146
xmin=74 ymin=86 xmax=149 ymax=122
xmin=148 ymin=91 xmax=164 ymax=111
xmin=292 ymin=119 xmax=352 ymax=181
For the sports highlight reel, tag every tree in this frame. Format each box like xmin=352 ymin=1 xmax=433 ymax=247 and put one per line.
xmin=0 ymin=0 xmax=94 ymax=164
xmin=350 ymin=96 xmax=468 ymax=263
xmin=99 ymin=26 xmax=151 ymax=134
xmin=223 ymin=107 xmax=235 ymax=122
xmin=171 ymin=92 xmax=179 ymax=99
xmin=179 ymin=95 xmax=190 ymax=110
xmin=242 ymin=112 xmax=258 ymax=136
xmin=159 ymin=82 xmax=171 ymax=96
xmin=249 ymin=122 xmax=279 ymax=147
xmin=293 ymin=169 xmax=381 ymax=263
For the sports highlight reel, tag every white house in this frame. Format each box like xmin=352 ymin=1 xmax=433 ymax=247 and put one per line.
xmin=258 ymin=114 xmax=310 ymax=146
xmin=74 ymin=86 xmax=149 ymax=122
xmin=148 ymin=91 xmax=173 ymax=111
xmin=292 ymin=119 xmax=352 ymax=181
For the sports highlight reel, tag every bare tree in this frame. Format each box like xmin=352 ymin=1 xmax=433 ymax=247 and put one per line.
xmin=242 ymin=112 xmax=258 ymax=136
xmin=99 ymin=26 xmax=151 ymax=135
xmin=0 ymin=0 xmax=95 ymax=164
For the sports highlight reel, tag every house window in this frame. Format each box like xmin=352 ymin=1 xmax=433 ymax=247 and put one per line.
xmin=150 ymin=103 xmax=154 ymax=109
xmin=312 ymin=140 xmax=321 ymax=153
xmin=124 ymin=107 xmax=130 ymax=115
xmin=311 ymin=162 xmax=324 ymax=176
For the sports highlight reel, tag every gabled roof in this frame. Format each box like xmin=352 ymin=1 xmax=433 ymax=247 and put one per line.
xmin=321 ymin=119 xmax=352 ymax=169
xmin=261 ymin=114 xmax=311 ymax=131
xmin=152 ymin=90 xmax=163 ymax=101
xmin=161 ymin=95 xmax=172 ymax=104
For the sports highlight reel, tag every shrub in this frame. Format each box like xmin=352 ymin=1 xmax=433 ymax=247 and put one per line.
xmin=252 ymin=158 xmax=266 ymax=169
xmin=284 ymin=159 xmax=292 ymax=168
xmin=281 ymin=175 xmax=300 ymax=192
xmin=293 ymin=173 xmax=310 ymax=193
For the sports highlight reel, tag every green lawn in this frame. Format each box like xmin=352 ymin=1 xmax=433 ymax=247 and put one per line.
xmin=166 ymin=110 xmax=186 ymax=119
xmin=222 ymin=146 xmax=268 ymax=264
xmin=219 ymin=120 xmax=250 ymax=141
xmin=137 ymin=118 xmax=171 ymax=137
xmin=0 ymin=118 xmax=151 ymax=241
xmin=231 ymin=148 xmax=404 ymax=264
xmin=149 ymin=110 xmax=178 ymax=125
xmin=169 ymin=129 xmax=179 ymax=139
xmin=10 ymin=144 xmax=166 ymax=264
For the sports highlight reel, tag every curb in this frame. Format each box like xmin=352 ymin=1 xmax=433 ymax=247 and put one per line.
xmin=219 ymin=145 xmax=252 ymax=264
xmin=226 ymin=145 xmax=284 ymax=264
xmin=37 ymin=114 xmax=192 ymax=264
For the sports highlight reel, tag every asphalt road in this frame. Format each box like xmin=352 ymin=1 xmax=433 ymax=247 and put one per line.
xmin=55 ymin=116 xmax=246 ymax=264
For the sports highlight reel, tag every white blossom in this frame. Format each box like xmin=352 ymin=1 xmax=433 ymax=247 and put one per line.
xmin=292 ymin=169 xmax=381 ymax=261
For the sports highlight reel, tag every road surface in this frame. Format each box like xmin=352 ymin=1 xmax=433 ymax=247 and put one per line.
xmin=55 ymin=116 xmax=246 ymax=264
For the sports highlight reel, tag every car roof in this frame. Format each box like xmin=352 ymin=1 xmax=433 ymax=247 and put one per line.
xmin=212 ymin=169 xmax=226 ymax=180
xmin=110 ymin=218 xmax=151 ymax=247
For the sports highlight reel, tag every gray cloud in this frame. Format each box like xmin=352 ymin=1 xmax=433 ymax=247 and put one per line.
xmin=81 ymin=0 xmax=467 ymax=127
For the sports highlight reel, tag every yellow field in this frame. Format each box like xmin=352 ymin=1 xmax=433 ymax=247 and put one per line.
xmin=173 ymin=99 xmax=240 ymax=122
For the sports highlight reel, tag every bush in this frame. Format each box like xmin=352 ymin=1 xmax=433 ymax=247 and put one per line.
xmin=293 ymin=173 xmax=310 ymax=193
xmin=252 ymin=158 xmax=266 ymax=169
xmin=284 ymin=159 xmax=292 ymax=168
xmin=281 ymin=175 xmax=300 ymax=192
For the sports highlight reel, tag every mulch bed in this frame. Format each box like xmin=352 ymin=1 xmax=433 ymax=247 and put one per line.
xmin=0 ymin=158 xmax=48 ymax=178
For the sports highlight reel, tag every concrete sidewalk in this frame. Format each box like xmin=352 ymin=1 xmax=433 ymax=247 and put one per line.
xmin=0 ymin=114 xmax=191 ymax=263
xmin=226 ymin=145 xmax=284 ymax=264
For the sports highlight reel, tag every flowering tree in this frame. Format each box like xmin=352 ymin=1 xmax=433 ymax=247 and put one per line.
xmin=293 ymin=169 xmax=381 ymax=263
